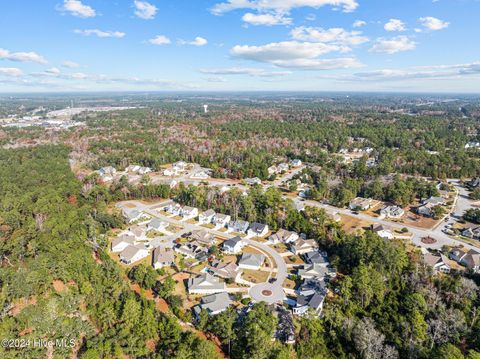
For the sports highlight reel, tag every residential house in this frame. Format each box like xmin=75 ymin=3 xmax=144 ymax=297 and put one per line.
xmin=298 ymin=264 xmax=329 ymax=280
xmin=119 ymin=245 xmax=149 ymax=265
xmin=111 ymin=234 xmax=135 ymax=253
xmin=245 ymin=177 xmax=262 ymax=186
xmin=303 ymin=251 xmax=329 ymax=266
xmin=417 ymin=197 xmax=446 ymax=217
xmin=187 ymin=273 xmax=227 ymax=294
xmin=268 ymin=229 xmax=299 ymax=245
xmin=349 ymin=197 xmax=373 ymax=211
xmin=465 ymin=141 xmax=480 ymax=149
xmin=147 ymin=218 xmax=169 ymax=232
xmin=228 ymin=220 xmax=250 ymax=234
xmin=268 ymin=165 xmax=278 ymax=176
xmin=173 ymin=161 xmax=187 ymax=171
xmin=461 ymin=227 xmax=480 ymax=239
xmin=212 ymin=213 xmax=231 ymax=228
xmin=192 ymin=292 xmax=232 ymax=317
xmin=422 ymin=253 xmax=451 ymax=274
xmin=199 ymin=209 xmax=216 ymax=224
xmin=164 ymin=203 xmax=182 ymax=216
xmin=189 ymin=230 xmax=216 ymax=247
xmin=209 ymin=260 xmax=240 ymax=280
xmin=423 ymin=196 xmax=447 ymax=206
xmin=180 ymin=206 xmax=198 ymax=220
xmin=222 ymin=236 xmax=245 ymax=254
xmin=290 ymin=159 xmax=302 ymax=167
xmin=372 ymin=224 xmax=394 ymax=240
xmin=247 ymin=222 xmax=269 ymax=238
xmin=190 ymin=170 xmax=210 ymax=180
xmin=238 ymin=253 xmax=265 ymax=270
xmin=468 ymin=177 xmax=480 ymax=188
xmin=152 ymin=247 xmax=175 ymax=269
xmin=449 ymin=248 xmax=480 ymax=273
xmin=278 ymin=163 xmax=289 ymax=172
xmin=379 ymin=205 xmax=405 ymax=219
xmin=290 ymin=239 xmax=318 ymax=255
xmin=297 ymin=278 xmax=327 ymax=297
xmin=98 ymin=166 xmax=116 ymax=176
xmin=122 ymin=208 xmax=144 ymax=223
xmin=292 ymin=292 xmax=325 ymax=316
xmin=174 ymin=242 xmax=208 ymax=260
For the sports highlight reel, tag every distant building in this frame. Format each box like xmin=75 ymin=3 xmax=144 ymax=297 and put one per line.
xmin=192 ymin=293 xmax=233 ymax=319
xmin=379 ymin=205 xmax=405 ymax=219
xmin=371 ymin=224 xmax=394 ymax=240
xmin=222 ymin=236 xmax=245 ymax=254
xmin=187 ymin=273 xmax=226 ymax=294
xmin=199 ymin=209 xmax=216 ymax=224
xmin=238 ymin=252 xmax=265 ymax=270
xmin=228 ymin=220 xmax=250 ymax=234
xmin=152 ymin=247 xmax=175 ymax=269
xmin=120 ymin=245 xmax=149 ymax=264
xmin=247 ymin=222 xmax=269 ymax=238
xmin=349 ymin=197 xmax=373 ymax=211
xmin=422 ymin=253 xmax=451 ymax=274
xmin=268 ymin=229 xmax=299 ymax=245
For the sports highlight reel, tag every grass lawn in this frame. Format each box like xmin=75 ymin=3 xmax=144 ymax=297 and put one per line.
xmin=201 ymin=223 xmax=215 ymax=229
xmin=282 ymin=278 xmax=296 ymax=290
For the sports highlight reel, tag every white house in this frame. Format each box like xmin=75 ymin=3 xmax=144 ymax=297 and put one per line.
xmin=292 ymin=292 xmax=325 ymax=316
xmin=372 ymin=224 xmax=394 ymax=240
xmin=238 ymin=253 xmax=265 ymax=270
xmin=187 ymin=273 xmax=227 ymax=294
xmin=213 ymin=213 xmax=231 ymax=228
xmin=379 ymin=205 xmax=405 ymax=219
xmin=245 ymin=177 xmax=262 ymax=186
xmin=152 ymin=247 xmax=175 ymax=269
xmin=290 ymin=239 xmax=318 ymax=255
xmin=228 ymin=220 xmax=250 ymax=234
xmin=122 ymin=208 xmax=145 ymax=223
xmin=181 ymin=206 xmax=199 ymax=220
xmin=222 ymin=236 xmax=245 ymax=254
xmin=164 ymin=203 xmax=182 ymax=216
xmin=147 ymin=218 xmax=169 ymax=232
xmin=199 ymin=209 xmax=216 ymax=224
xmin=111 ymin=234 xmax=135 ymax=253
xmin=120 ymin=245 xmax=149 ymax=264
xmin=268 ymin=229 xmax=299 ymax=245
xmin=290 ymin=159 xmax=302 ymax=167
xmin=423 ymin=253 xmax=451 ymax=274
xmin=247 ymin=222 xmax=269 ymax=238
xmin=349 ymin=197 xmax=373 ymax=211
xmin=190 ymin=171 xmax=210 ymax=180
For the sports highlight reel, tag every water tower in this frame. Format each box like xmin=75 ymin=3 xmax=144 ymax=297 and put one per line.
xmin=203 ymin=104 xmax=208 ymax=113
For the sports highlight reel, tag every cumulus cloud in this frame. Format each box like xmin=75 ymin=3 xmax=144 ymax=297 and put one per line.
xmin=211 ymin=0 xmax=359 ymax=15
xmin=0 ymin=67 xmax=23 ymax=77
xmin=148 ymin=35 xmax=171 ymax=45
xmin=0 ymin=48 xmax=48 ymax=64
xmin=200 ymin=67 xmax=291 ymax=77
xmin=133 ymin=1 xmax=158 ymax=20
xmin=353 ymin=20 xmax=366 ymax=28
xmin=419 ymin=16 xmax=449 ymax=31
xmin=369 ymin=36 xmax=416 ymax=54
xmin=62 ymin=61 xmax=80 ymax=68
xmin=230 ymin=41 xmax=362 ymax=70
xmin=74 ymin=29 xmax=126 ymax=38
xmin=242 ymin=12 xmax=292 ymax=26
xmin=290 ymin=26 xmax=368 ymax=46
xmin=58 ymin=0 xmax=96 ymax=18
xmin=179 ymin=37 xmax=208 ymax=46
xmin=384 ymin=19 xmax=406 ymax=32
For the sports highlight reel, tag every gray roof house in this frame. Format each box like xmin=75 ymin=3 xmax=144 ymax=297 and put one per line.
xmin=147 ymin=218 xmax=169 ymax=232
xmin=289 ymin=239 xmax=318 ymax=255
xmin=111 ymin=234 xmax=135 ymax=253
xmin=298 ymin=263 xmax=330 ymax=280
xmin=213 ymin=213 xmax=231 ymax=228
xmin=122 ymin=208 xmax=144 ymax=223
xmin=268 ymin=229 xmax=299 ymax=245
xmin=238 ymin=253 xmax=265 ymax=270
xmin=222 ymin=236 xmax=245 ymax=254
xmin=422 ymin=253 xmax=451 ymax=274
xmin=298 ymin=278 xmax=328 ymax=297
xmin=247 ymin=222 xmax=269 ymax=238
xmin=187 ymin=273 xmax=227 ymax=294
xmin=189 ymin=230 xmax=216 ymax=246
xmin=119 ymin=245 xmax=149 ymax=265
xmin=228 ymin=220 xmax=250 ymax=234
xmin=192 ymin=292 xmax=232 ymax=318
xmin=303 ymin=251 xmax=329 ymax=266
xmin=199 ymin=209 xmax=216 ymax=224
xmin=152 ymin=247 xmax=175 ymax=269
xmin=292 ymin=292 xmax=325 ymax=316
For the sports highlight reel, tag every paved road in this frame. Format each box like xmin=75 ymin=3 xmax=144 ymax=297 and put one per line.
xmin=120 ymin=199 xmax=289 ymax=304
xmin=289 ymin=180 xmax=479 ymax=252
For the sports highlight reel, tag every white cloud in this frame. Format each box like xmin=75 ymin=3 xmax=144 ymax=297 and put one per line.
xmin=200 ymin=67 xmax=291 ymax=77
xmin=59 ymin=0 xmax=96 ymax=18
xmin=242 ymin=12 xmax=291 ymax=26
xmin=384 ymin=19 xmax=406 ymax=32
xmin=290 ymin=26 xmax=368 ymax=46
xmin=0 ymin=67 xmax=23 ymax=77
xmin=369 ymin=36 xmax=416 ymax=54
xmin=62 ymin=61 xmax=80 ymax=68
xmin=348 ymin=61 xmax=480 ymax=81
xmin=353 ymin=20 xmax=366 ymax=28
xmin=211 ymin=0 xmax=359 ymax=15
xmin=179 ymin=37 xmax=208 ymax=46
xmin=419 ymin=16 xmax=449 ymax=31
xmin=148 ymin=35 xmax=171 ymax=45
xmin=205 ymin=76 xmax=227 ymax=82
xmin=133 ymin=1 xmax=158 ymax=20
xmin=0 ymin=48 xmax=48 ymax=64
xmin=230 ymin=41 xmax=362 ymax=70
xmin=74 ymin=29 xmax=126 ymax=38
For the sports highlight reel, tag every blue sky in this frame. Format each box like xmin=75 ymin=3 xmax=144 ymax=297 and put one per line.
xmin=0 ymin=0 xmax=479 ymax=92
